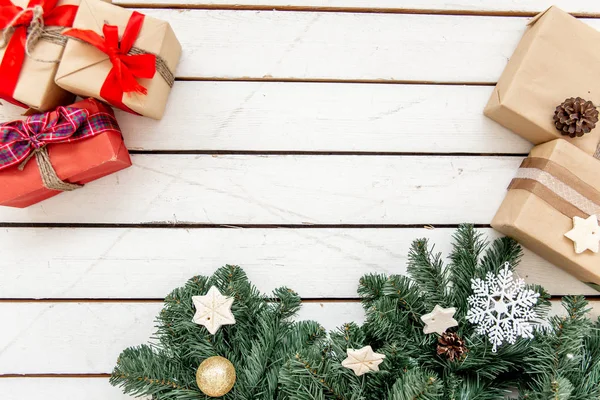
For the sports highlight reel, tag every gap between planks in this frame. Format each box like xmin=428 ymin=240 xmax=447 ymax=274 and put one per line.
xmin=0 ymin=223 xmax=490 ymax=229
xmin=0 ymin=298 xmax=363 ymax=303
xmin=173 ymin=77 xmax=499 ymax=86
xmin=115 ymin=3 xmax=600 ymax=18
xmin=126 ymin=151 xmax=527 ymax=157
xmin=0 ymin=296 xmax=588 ymax=303
xmin=0 ymin=374 xmax=110 ymax=379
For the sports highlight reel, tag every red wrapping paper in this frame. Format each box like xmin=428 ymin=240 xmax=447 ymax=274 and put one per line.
xmin=0 ymin=98 xmax=131 ymax=208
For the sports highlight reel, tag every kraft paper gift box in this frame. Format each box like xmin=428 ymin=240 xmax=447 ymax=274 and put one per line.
xmin=485 ymin=6 xmax=600 ymax=157
xmin=492 ymin=139 xmax=600 ymax=290
xmin=0 ymin=0 xmax=81 ymax=111
xmin=0 ymin=98 xmax=131 ymax=208
xmin=55 ymin=0 xmax=182 ymax=120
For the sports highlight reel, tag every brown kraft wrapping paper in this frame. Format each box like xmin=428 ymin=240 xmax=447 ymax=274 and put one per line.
xmin=0 ymin=0 xmax=81 ymax=111
xmin=492 ymin=139 xmax=600 ymax=290
xmin=54 ymin=0 xmax=181 ymax=119
xmin=484 ymin=6 xmax=600 ymax=156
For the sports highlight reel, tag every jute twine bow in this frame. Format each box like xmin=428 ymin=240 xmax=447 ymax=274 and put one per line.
xmin=0 ymin=5 xmax=66 ymax=63
xmin=18 ymin=146 xmax=81 ymax=191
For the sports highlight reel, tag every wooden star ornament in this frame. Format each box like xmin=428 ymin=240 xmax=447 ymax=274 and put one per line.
xmin=421 ymin=305 xmax=458 ymax=335
xmin=565 ymin=215 xmax=600 ymax=254
xmin=192 ymin=286 xmax=236 ymax=334
xmin=341 ymin=345 xmax=386 ymax=376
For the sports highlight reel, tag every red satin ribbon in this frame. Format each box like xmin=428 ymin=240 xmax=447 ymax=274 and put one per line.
xmin=0 ymin=0 xmax=78 ymax=107
xmin=63 ymin=11 xmax=156 ymax=114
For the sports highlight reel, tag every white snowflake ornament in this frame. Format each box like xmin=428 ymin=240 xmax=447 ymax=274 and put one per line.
xmin=192 ymin=286 xmax=236 ymax=335
xmin=341 ymin=345 xmax=386 ymax=376
xmin=420 ymin=305 xmax=458 ymax=335
xmin=466 ymin=263 xmax=539 ymax=352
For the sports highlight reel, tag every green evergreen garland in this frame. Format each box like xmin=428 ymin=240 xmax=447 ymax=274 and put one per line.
xmin=110 ymin=225 xmax=600 ymax=399
xmin=111 ymin=268 xmax=325 ymax=399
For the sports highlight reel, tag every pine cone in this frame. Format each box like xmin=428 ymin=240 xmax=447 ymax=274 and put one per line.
xmin=553 ymin=97 xmax=599 ymax=138
xmin=437 ymin=332 xmax=467 ymax=361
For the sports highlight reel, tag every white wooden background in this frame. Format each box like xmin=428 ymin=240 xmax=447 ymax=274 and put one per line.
xmin=2 ymin=1 xmax=600 ymax=399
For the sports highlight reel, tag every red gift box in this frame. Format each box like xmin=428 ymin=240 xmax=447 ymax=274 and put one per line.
xmin=0 ymin=98 xmax=131 ymax=208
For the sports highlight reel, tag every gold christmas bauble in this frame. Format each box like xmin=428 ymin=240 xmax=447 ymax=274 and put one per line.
xmin=196 ymin=356 xmax=236 ymax=397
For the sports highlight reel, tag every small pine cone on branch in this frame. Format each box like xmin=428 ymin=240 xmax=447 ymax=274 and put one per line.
xmin=553 ymin=97 xmax=599 ymax=137
xmin=437 ymin=332 xmax=467 ymax=361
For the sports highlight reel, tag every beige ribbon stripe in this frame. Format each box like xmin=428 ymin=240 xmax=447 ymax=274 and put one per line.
xmin=521 ymin=157 xmax=600 ymax=205
xmin=509 ymin=157 xmax=600 ymax=220
xmin=510 ymin=178 xmax=588 ymax=220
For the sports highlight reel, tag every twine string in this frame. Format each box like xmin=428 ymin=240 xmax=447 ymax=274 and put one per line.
xmin=18 ymin=147 xmax=82 ymax=192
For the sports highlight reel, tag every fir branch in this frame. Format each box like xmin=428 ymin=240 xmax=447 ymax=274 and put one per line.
xmin=446 ymin=377 xmax=508 ymax=400
xmin=407 ymin=238 xmax=449 ymax=309
xmin=519 ymin=296 xmax=594 ymax=398
xmin=448 ymin=224 xmax=488 ymax=316
xmin=387 ymin=368 xmax=442 ymax=400
xmin=110 ymin=345 xmax=199 ymax=399
xmin=358 ymin=273 xmax=389 ymax=309
xmin=271 ymin=287 xmax=302 ymax=320
xmin=292 ymin=353 xmax=347 ymax=400
xmin=479 ymin=236 xmax=523 ymax=275
xmin=381 ymin=275 xmax=427 ymax=320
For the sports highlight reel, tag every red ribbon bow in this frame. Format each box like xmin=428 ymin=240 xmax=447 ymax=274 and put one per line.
xmin=0 ymin=0 xmax=78 ymax=107
xmin=63 ymin=11 xmax=156 ymax=114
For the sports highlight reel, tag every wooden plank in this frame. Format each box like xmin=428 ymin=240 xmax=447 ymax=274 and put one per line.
xmin=0 ymin=155 xmax=519 ymax=224
xmin=0 ymin=301 xmax=596 ymax=374
xmin=0 ymin=302 xmax=365 ymax=374
xmin=0 ymin=378 xmax=133 ymax=400
xmin=0 ymin=83 xmax=530 ymax=154
xmin=45 ymin=9 xmax=594 ymax=83
xmin=113 ymin=0 xmax=600 ymax=16
xmin=0 ymin=228 xmax=594 ymax=298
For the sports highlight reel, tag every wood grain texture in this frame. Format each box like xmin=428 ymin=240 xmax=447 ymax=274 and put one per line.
xmin=0 ymin=83 xmax=529 ymax=153
xmin=68 ymin=10 xmax=596 ymax=83
xmin=0 ymin=155 xmax=519 ymax=224
xmin=0 ymin=378 xmax=132 ymax=400
xmin=0 ymin=302 xmax=365 ymax=374
xmin=113 ymin=0 xmax=600 ymax=15
xmin=0 ymin=228 xmax=594 ymax=298
xmin=0 ymin=300 xmax=596 ymax=374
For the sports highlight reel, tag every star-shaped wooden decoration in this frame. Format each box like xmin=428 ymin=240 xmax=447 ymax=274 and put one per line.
xmin=420 ymin=305 xmax=458 ymax=335
xmin=565 ymin=215 xmax=600 ymax=254
xmin=341 ymin=345 xmax=386 ymax=376
xmin=192 ymin=286 xmax=236 ymax=335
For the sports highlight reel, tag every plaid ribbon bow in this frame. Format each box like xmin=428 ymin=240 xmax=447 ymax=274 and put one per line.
xmin=0 ymin=106 xmax=120 ymax=191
